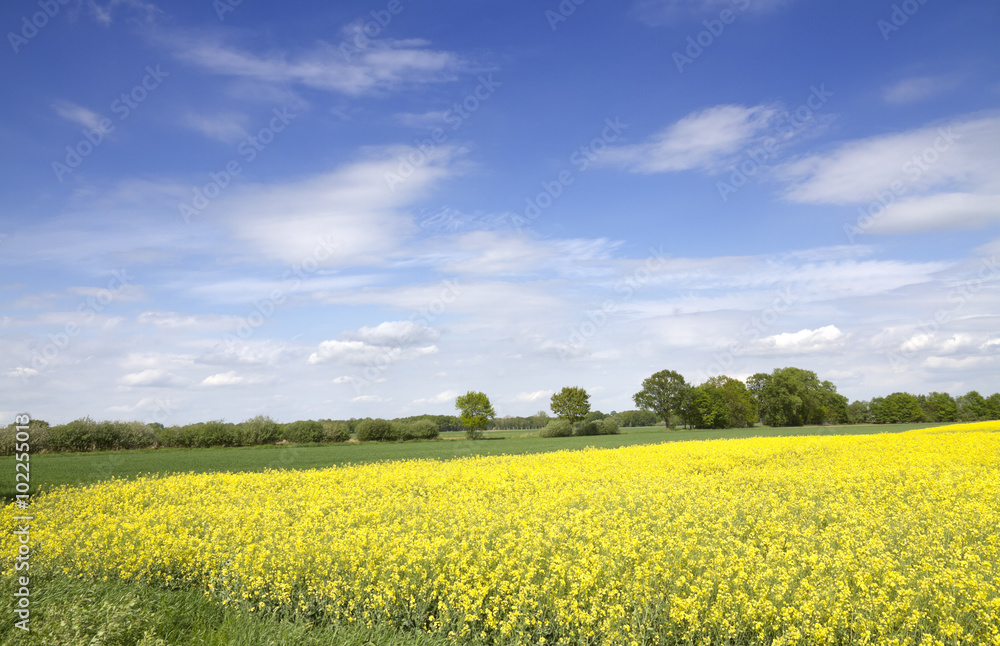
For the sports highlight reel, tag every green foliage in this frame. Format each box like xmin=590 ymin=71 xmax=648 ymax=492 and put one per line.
xmin=355 ymin=418 xmax=398 ymax=442
xmin=237 ymin=415 xmax=281 ymax=445
xmin=322 ymin=420 xmax=352 ymax=442
xmin=393 ymin=419 xmax=440 ymax=441
xmin=455 ymin=391 xmax=496 ymax=439
xmin=847 ymin=400 xmax=873 ymax=424
xmin=45 ymin=418 xmax=157 ymax=452
xmin=750 ymin=367 xmax=848 ymax=427
xmin=957 ymin=390 xmax=991 ymax=421
xmin=870 ymin=393 xmax=924 ymax=424
xmin=613 ymin=410 xmax=659 ymax=427
xmin=281 ymin=420 xmax=325 ymax=443
xmin=987 ymin=394 xmax=1000 ymax=421
xmin=193 ymin=420 xmax=238 ymax=448
xmin=550 ymin=386 xmax=591 ymax=424
xmin=919 ymin=392 xmax=958 ymax=423
xmin=539 ymin=419 xmax=573 ymax=438
xmin=597 ymin=417 xmax=620 ymax=435
xmin=574 ymin=421 xmax=600 ymax=436
xmin=583 ymin=411 xmax=607 ymax=424
xmin=633 ymin=369 xmax=689 ymax=425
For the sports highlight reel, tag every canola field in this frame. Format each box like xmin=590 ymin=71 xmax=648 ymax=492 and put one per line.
xmin=4 ymin=421 xmax=1000 ymax=645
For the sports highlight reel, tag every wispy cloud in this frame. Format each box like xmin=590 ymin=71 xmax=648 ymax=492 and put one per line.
xmin=166 ymin=34 xmax=465 ymax=97
xmin=779 ymin=111 xmax=1000 ymax=233
xmin=883 ymin=75 xmax=960 ymax=105
xmin=181 ymin=111 xmax=250 ymax=143
xmin=601 ymin=104 xmax=779 ymax=173
xmin=53 ymin=101 xmax=108 ymax=132
xmin=631 ymin=0 xmax=795 ymax=26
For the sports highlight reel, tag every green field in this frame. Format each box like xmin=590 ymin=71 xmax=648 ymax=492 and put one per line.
xmin=1 ymin=422 xmax=937 ymax=503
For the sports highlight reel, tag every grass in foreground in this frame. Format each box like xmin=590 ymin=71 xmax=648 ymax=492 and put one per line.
xmin=0 ymin=423 xmax=937 ymax=502
xmin=4 ymin=421 xmax=996 ymax=645
xmin=0 ymin=572 xmax=451 ymax=646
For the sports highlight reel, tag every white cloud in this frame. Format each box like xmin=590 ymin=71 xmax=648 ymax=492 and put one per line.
xmin=883 ymin=75 xmax=960 ymax=105
xmin=510 ymin=390 xmax=554 ymax=402
xmin=752 ymin=325 xmax=845 ymax=354
xmin=117 ymin=369 xmax=185 ymax=388
xmin=168 ymin=34 xmax=464 ymax=96
xmin=88 ymin=0 xmax=160 ymax=25
xmin=865 ymin=193 xmax=1000 ymax=234
xmin=137 ymin=311 xmax=238 ymax=330
xmin=780 ymin=112 xmax=1000 ymax=207
xmin=201 ymin=371 xmax=245 ymax=386
xmin=393 ymin=111 xmax=449 ymax=128
xmin=631 ymin=0 xmax=794 ymax=26
xmin=200 ymin=370 xmax=271 ymax=386
xmin=181 ymin=111 xmax=250 ymax=143
xmin=52 ymin=101 xmax=107 ymax=132
xmin=348 ymin=321 xmax=440 ymax=346
xmin=601 ymin=104 xmax=779 ymax=173
xmin=307 ymin=339 xmax=438 ymax=366
xmin=412 ymin=390 xmax=459 ymax=405
xmin=67 ymin=284 xmax=146 ymax=302
xmin=217 ymin=145 xmax=463 ymax=265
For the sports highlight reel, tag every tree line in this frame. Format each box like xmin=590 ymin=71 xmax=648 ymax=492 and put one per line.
xmin=3 ymin=367 xmax=997 ymax=454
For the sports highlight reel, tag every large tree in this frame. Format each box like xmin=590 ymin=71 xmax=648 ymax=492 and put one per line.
xmin=633 ymin=369 xmax=689 ymax=428
xmin=957 ymin=391 xmax=990 ymax=421
xmin=455 ymin=391 xmax=496 ymax=439
xmin=551 ymin=387 xmax=591 ymax=424
xmin=751 ymin=367 xmax=847 ymax=427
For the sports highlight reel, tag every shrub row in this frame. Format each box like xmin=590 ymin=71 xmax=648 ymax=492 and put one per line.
xmin=0 ymin=416 xmax=341 ymax=456
xmin=355 ymin=418 xmax=439 ymax=442
xmin=539 ymin=418 xmax=619 ymax=438
xmin=0 ymin=414 xmax=439 ymax=455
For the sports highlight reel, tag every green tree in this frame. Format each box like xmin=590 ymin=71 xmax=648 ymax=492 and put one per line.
xmin=551 ymin=387 xmax=591 ymax=425
xmin=847 ymin=400 xmax=872 ymax=424
xmin=870 ymin=392 xmax=923 ymax=423
xmin=986 ymin=393 xmax=1000 ymax=421
xmin=455 ymin=391 xmax=496 ymax=439
xmin=919 ymin=392 xmax=958 ymax=423
xmin=633 ymin=369 xmax=689 ymax=429
xmin=746 ymin=372 xmax=770 ymax=425
xmin=751 ymin=367 xmax=847 ymax=427
xmin=957 ymin=391 xmax=990 ymax=421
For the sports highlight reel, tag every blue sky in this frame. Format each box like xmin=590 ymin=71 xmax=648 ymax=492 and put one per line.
xmin=2 ymin=0 xmax=999 ymax=425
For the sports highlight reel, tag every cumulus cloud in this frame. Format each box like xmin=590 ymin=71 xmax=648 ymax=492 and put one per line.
xmin=752 ymin=325 xmax=845 ymax=354
xmin=348 ymin=321 xmax=440 ymax=346
xmin=307 ymin=339 xmax=437 ymax=366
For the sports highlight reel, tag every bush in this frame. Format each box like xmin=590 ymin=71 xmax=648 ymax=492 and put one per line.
xmin=322 ymin=420 xmax=352 ymax=442
xmin=195 ymin=420 xmax=237 ymax=448
xmin=237 ymin=415 xmax=281 ymax=445
xmin=355 ymin=418 xmax=397 ymax=442
xmin=597 ymin=417 xmax=620 ymax=435
xmin=112 ymin=421 xmax=158 ymax=449
xmin=394 ymin=419 xmax=439 ymax=441
xmin=575 ymin=421 xmax=600 ymax=436
xmin=49 ymin=417 xmax=96 ymax=452
xmin=155 ymin=425 xmax=182 ymax=447
xmin=0 ymin=420 xmax=53 ymax=455
xmin=539 ymin=419 xmax=573 ymax=438
xmin=281 ymin=420 xmax=325 ymax=443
